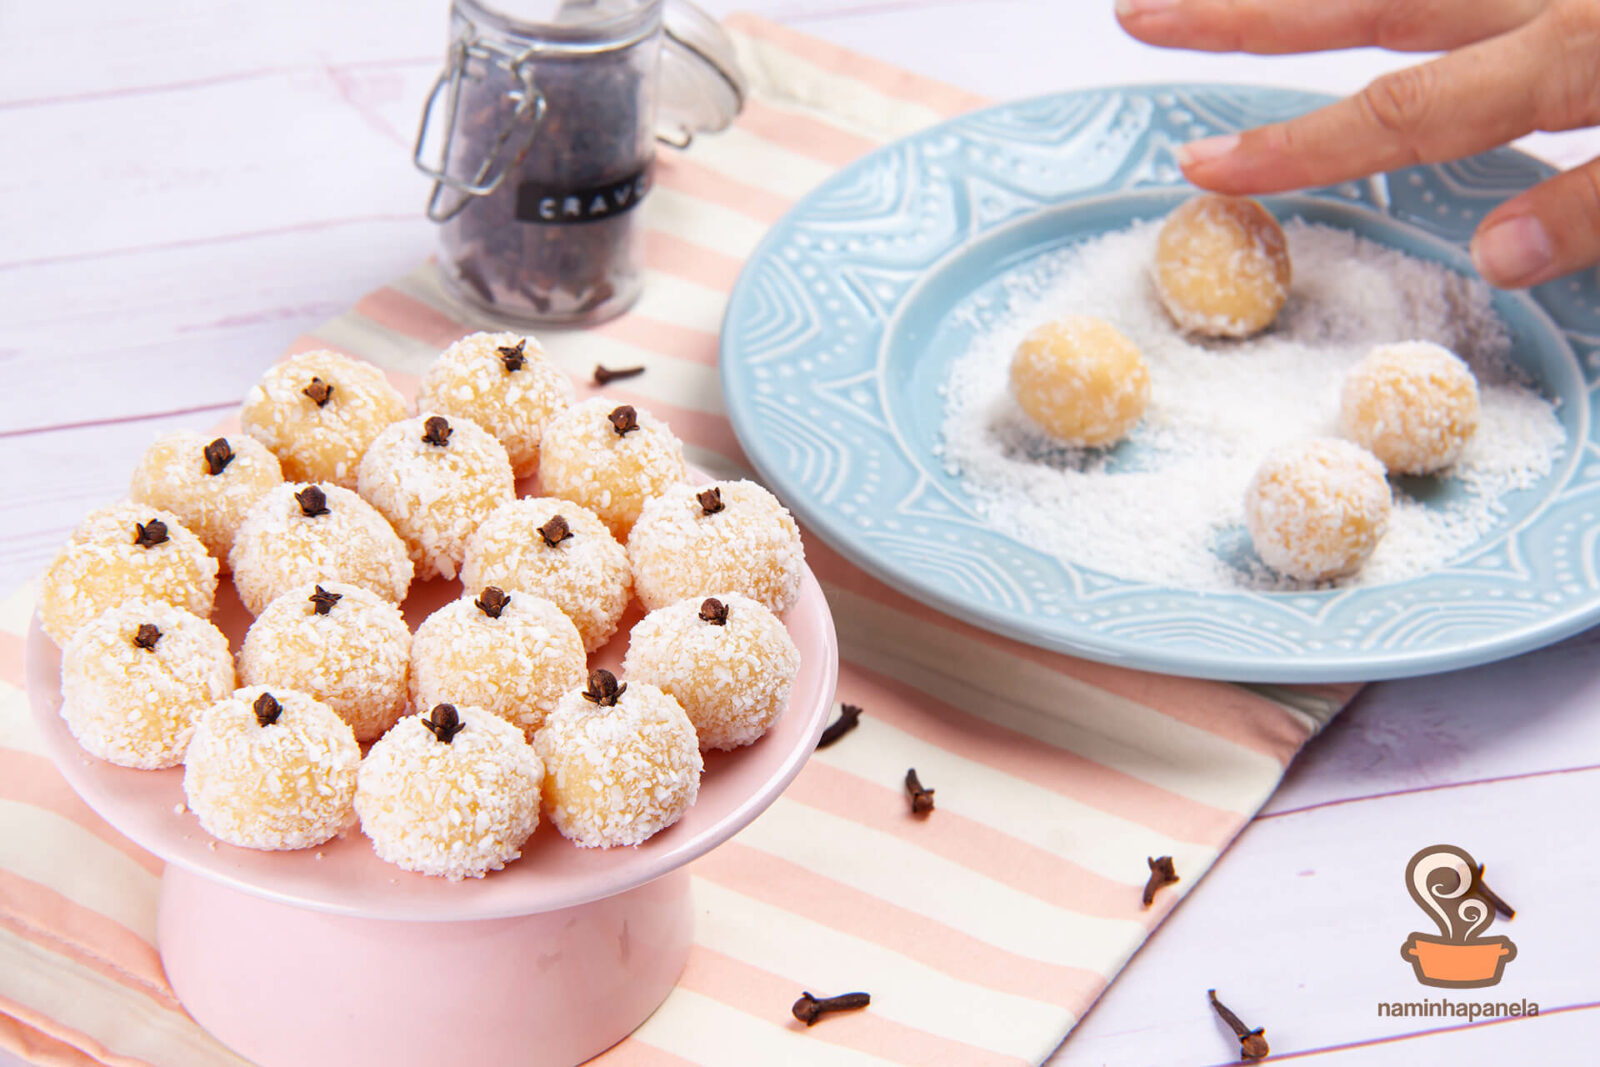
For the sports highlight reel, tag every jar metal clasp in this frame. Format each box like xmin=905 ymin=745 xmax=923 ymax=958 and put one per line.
xmin=413 ymin=35 xmax=548 ymax=223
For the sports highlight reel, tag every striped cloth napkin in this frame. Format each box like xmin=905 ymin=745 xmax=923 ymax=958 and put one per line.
xmin=0 ymin=16 xmax=1360 ymax=1067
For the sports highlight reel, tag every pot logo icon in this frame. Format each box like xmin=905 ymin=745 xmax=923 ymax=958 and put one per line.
xmin=1401 ymin=845 xmax=1516 ymax=988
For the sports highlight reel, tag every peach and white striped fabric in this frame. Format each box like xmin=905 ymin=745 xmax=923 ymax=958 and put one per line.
xmin=0 ymin=17 xmax=1359 ymax=1066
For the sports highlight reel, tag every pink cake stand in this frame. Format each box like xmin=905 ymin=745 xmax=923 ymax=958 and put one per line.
xmin=26 ymin=568 xmax=838 ymax=1067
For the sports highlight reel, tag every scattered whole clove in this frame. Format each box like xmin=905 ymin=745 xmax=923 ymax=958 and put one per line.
xmin=1474 ymin=864 xmax=1515 ymax=919
xmin=593 ymin=363 xmax=644 ymax=386
xmin=1143 ymin=856 xmax=1179 ymax=907
xmin=1208 ymin=989 xmax=1269 ymax=1061
xmin=817 ymin=704 xmax=862 ymax=749
xmin=904 ymin=768 xmax=935 ymax=815
xmin=791 ymin=991 xmax=870 ymax=1026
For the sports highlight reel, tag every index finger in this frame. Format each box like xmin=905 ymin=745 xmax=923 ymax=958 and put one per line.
xmin=1176 ymin=12 xmax=1566 ymax=193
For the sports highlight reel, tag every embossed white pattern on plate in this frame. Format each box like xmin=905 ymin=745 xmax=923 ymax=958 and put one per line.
xmin=720 ymin=84 xmax=1600 ymax=682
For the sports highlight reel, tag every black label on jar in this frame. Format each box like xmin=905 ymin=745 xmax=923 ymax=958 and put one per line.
xmin=514 ymin=167 xmax=653 ymax=225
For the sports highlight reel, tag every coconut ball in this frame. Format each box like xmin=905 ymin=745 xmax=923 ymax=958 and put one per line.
xmin=1340 ymin=341 xmax=1481 ymax=475
xmin=240 ymin=349 xmax=408 ymax=489
xmin=415 ymin=332 xmax=573 ymax=479
xmin=538 ymin=398 xmax=688 ymax=539
xmin=629 ymin=481 xmax=805 ymax=615
xmin=59 ymin=600 xmax=234 ymax=769
xmin=356 ymin=413 xmax=515 ymax=580
xmin=230 ymin=483 xmax=412 ymax=616
xmin=410 ymin=587 xmax=586 ymax=741
xmin=238 ymin=582 xmax=410 ymax=743
xmin=1010 ymin=316 xmax=1151 ymax=447
xmin=129 ymin=432 xmax=283 ymax=562
xmin=460 ymin=498 xmax=631 ymax=652
xmin=535 ymin=670 xmax=702 ymax=848
xmin=1244 ymin=438 xmax=1392 ymax=582
xmin=355 ymin=702 xmax=544 ymax=880
xmin=1154 ymin=194 xmax=1290 ymax=338
xmin=623 ymin=594 xmax=799 ymax=751
xmin=183 ymin=686 xmax=360 ymax=851
xmin=40 ymin=504 xmax=218 ymax=647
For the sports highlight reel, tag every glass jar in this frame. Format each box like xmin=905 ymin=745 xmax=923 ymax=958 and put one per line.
xmin=414 ymin=0 xmax=743 ymax=326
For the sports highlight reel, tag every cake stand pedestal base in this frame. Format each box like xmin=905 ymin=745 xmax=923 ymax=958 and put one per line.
xmin=158 ymin=863 xmax=693 ymax=1067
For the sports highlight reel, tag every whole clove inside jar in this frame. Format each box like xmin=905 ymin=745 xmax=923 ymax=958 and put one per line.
xmin=415 ymin=0 xmax=744 ymax=326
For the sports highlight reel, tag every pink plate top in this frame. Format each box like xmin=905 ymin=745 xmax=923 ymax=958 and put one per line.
xmin=27 ymin=567 xmax=838 ymax=922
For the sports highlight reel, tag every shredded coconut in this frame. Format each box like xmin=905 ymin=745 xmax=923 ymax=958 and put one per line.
xmin=939 ymin=219 xmax=1567 ymax=590
xmin=240 ymin=350 xmax=408 ymax=490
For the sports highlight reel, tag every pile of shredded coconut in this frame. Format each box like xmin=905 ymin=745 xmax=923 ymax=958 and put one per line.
xmin=937 ymin=219 xmax=1568 ymax=590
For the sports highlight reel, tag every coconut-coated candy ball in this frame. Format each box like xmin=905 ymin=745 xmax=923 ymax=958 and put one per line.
xmin=538 ymin=397 xmax=688 ymax=539
xmin=460 ymin=497 xmax=631 ymax=652
xmin=1244 ymin=438 xmax=1391 ymax=582
xmin=129 ymin=432 xmax=283 ymax=561
xmin=238 ymin=581 xmax=410 ymax=743
xmin=1009 ymin=316 xmax=1150 ymax=447
xmin=409 ymin=587 xmax=586 ymax=741
xmin=1340 ymin=340 xmax=1480 ymax=475
xmin=415 ymin=332 xmax=573 ymax=479
xmin=623 ymin=594 xmax=799 ymax=751
xmin=357 ymin=413 xmax=515 ymax=580
xmin=40 ymin=503 xmax=218 ymax=647
xmin=355 ymin=702 xmax=544 ymax=880
xmin=1154 ymin=194 xmax=1291 ymax=338
xmin=229 ymin=483 xmax=412 ymax=616
xmin=60 ymin=600 xmax=234 ymax=769
xmin=183 ymin=686 xmax=360 ymax=851
xmin=629 ymin=480 xmax=805 ymax=615
xmin=240 ymin=349 xmax=408 ymax=489
xmin=535 ymin=671 xmax=702 ymax=849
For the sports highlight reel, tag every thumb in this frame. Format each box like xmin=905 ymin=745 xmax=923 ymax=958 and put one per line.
xmin=1472 ymin=158 xmax=1600 ymax=288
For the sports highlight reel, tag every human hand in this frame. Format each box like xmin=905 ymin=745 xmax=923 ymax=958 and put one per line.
xmin=1115 ymin=0 xmax=1600 ymax=289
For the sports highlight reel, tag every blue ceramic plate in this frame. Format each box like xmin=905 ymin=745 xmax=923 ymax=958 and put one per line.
xmin=720 ymin=84 xmax=1600 ymax=682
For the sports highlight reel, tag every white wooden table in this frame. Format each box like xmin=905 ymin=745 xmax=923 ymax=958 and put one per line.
xmin=4 ymin=2 xmax=1599 ymax=1063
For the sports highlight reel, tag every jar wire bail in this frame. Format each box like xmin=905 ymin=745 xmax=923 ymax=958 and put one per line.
xmin=414 ymin=34 xmax=548 ymax=223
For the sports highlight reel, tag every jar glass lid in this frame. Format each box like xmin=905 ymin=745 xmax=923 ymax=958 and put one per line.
xmin=658 ymin=0 xmax=746 ymax=145
xmin=469 ymin=0 xmax=744 ymax=142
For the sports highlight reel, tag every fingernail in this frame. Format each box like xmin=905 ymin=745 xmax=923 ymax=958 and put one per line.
xmin=1175 ymin=134 xmax=1239 ymax=169
xmin=1472 ymin=215 xmax=1553 ymax=286
xmin=1116 ymin=0 xmax=1179 ymax=16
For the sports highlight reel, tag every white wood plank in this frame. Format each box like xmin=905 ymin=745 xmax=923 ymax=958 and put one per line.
xmin=1054 ymin=771 xmax=1600 ymax=1064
